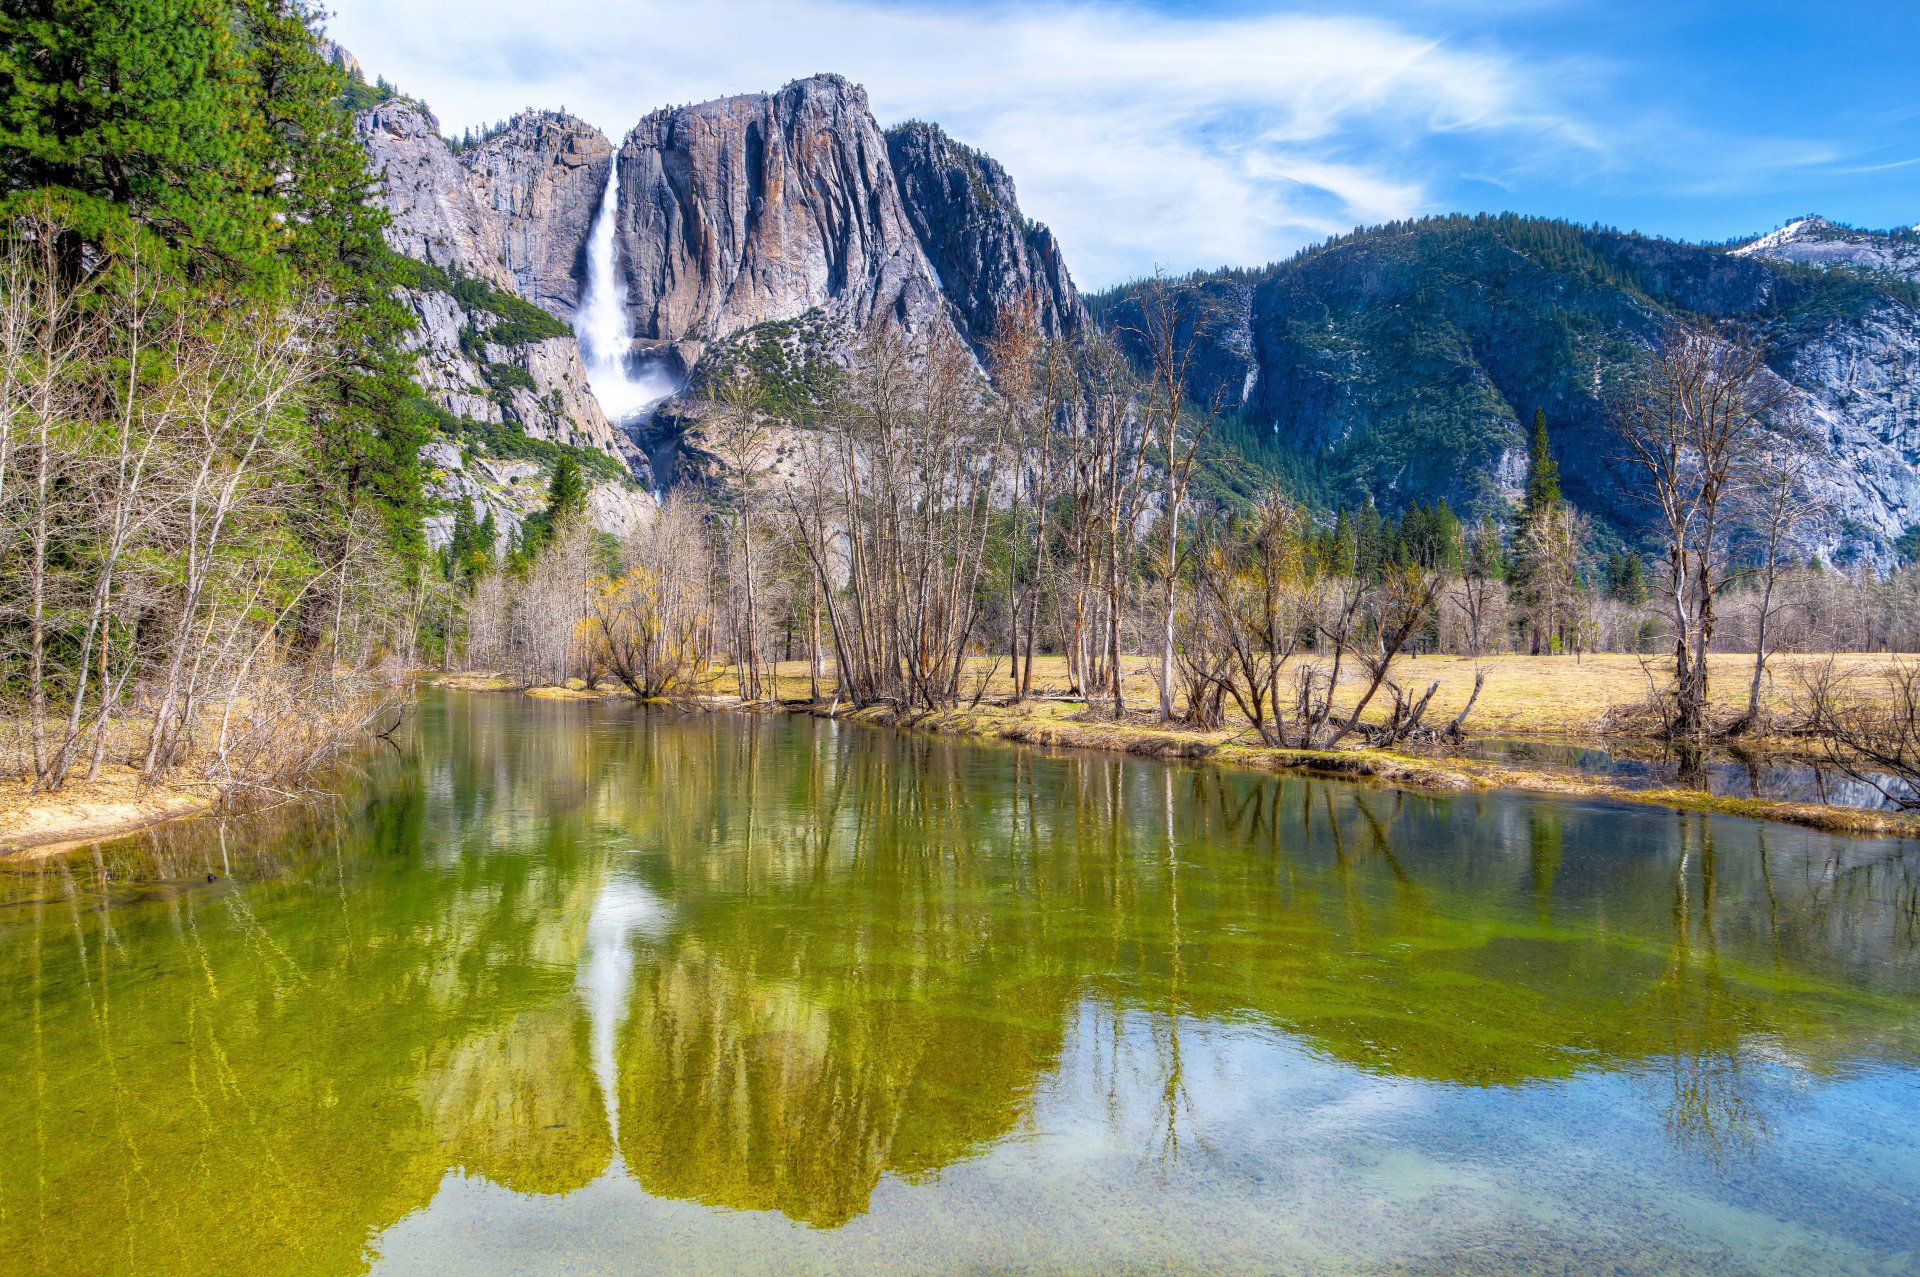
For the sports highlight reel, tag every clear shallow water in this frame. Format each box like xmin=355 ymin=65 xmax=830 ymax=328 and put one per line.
xmin=1454 ymin=736 xmax=1916 ymax=809
xmin=2 ymin=692 xmax=1918 ymax=1276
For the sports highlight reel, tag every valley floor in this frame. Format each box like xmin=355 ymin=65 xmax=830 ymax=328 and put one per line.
xmin=724 ymin=651 xmax=1907 ymax=740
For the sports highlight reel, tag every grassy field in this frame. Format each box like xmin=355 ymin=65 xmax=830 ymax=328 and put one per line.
xmin=729 ymin=651 xmax=1910 ymax=739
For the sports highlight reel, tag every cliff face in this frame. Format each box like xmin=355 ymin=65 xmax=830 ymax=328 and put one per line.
xmin=884 ymin=121 xmax=1084 ymax=342
xmin=357 ymin=101 xmax=511 ymax=287
xmin=362 ymin=75 xmax=1086 ymax=423
xmin=464 ymin=111 xmax=613 ymax=319
xmin=357 ymin=97 xmax=650 ymax=542
xmin=611 ymin=76 xmax=953 ymax=347
xmin=1092 ymin=277 xmax=1258 ymax=411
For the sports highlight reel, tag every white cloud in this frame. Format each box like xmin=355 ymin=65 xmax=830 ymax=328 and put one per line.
xmin=325 ymin=0 xmax=1595 ymax=287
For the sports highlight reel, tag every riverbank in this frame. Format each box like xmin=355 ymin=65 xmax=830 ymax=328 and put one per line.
xmin=0 ymin=765 xmax=214 ymax=859
xmin=417 ymin=663 xmax=1920 ymax=838
xmin=817 ymin=697 xmax=1920 ymax=839
xmin=10 ymin=653 xmax=1912 ymax=858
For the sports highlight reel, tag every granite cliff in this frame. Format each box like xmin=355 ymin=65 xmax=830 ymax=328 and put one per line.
xmin=351 ymin=63 xmax=1912 ymax=566
xmin=357 ymin=98 xmax=650 ymax=543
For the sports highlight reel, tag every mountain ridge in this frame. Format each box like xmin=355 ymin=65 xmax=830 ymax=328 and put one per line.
xmin=350 ymin=56 xmax=1916 ymax=567
xmin=1091 ymin=211 xmax=1920 ymax=566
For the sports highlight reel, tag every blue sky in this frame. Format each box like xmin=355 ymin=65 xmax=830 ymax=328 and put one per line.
xmin=327 ymin=0 xmax=1920 ymax=289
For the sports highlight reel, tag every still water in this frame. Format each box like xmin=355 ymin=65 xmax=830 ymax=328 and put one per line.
xmin=2 ymin=691 xmax=1917 ymax=1275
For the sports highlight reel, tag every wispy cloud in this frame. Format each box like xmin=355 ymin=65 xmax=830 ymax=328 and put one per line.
xmin=326 ymin=0 xmax=1597 ymax=286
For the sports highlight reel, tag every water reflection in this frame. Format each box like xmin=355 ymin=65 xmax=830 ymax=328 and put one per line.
xmin=0 ymin=692 xmax=1916 ymax=1275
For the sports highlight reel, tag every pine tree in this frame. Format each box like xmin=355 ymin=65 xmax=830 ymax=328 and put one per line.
xmin=1511 ymin=408 xmax=1579 ymax=653
xmin=0 ymin=0 xmax=429 ymax=567
xmin=1522 ymin=407 xmax=1561 ymax=519
xmin=1354 ymin=499 xmax=1384 ymax=581
xmin=1325 ymin=508 xmax=1357 ymax=576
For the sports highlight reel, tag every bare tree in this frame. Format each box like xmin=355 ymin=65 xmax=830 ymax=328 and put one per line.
xmin=1800 ymin=659 xmax=1920 ymax=809
xmin=783 ymin=321 xmax=1005 ymax=710
xmin=707 ymin=371 xmax=779 ymax=700
xmin=1186 ymin=498 xmax=1318 ymax=745
xmin=1731 ymin=423 xmax=1829 ymax=732
xmin=1130 ymin=273 xmax=1216 ymax=721
xmin=1617 ymin=322 xmax=1793 ymax=738
xmin=1054 ymin=332 xmax=1149 ymax=715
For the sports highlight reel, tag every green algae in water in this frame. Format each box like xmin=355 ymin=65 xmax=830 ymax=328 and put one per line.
xmin=1 ymin=690 xmax=1917 ymax=1275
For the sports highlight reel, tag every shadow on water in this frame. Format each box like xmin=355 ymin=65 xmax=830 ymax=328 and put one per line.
xmin=1 ymin=691 xmax=1917 ymax=1274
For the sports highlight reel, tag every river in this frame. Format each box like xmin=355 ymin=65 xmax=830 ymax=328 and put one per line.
xmin=1 ymin=690 xmax=1916 ymax=1275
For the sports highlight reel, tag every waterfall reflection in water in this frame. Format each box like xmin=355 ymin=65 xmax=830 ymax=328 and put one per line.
xmin=0 ymin=690 xmax=1916 ymax=1276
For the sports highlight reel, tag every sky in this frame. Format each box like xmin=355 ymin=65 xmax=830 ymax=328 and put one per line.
xmin=325 ymin=0 xmax=1920 ymax=290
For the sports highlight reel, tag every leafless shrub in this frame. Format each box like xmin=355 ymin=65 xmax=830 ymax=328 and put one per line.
xmin=1798 ymin=658 xmax=1920 ymax=809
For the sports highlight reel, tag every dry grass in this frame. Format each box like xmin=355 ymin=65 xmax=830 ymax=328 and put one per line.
xmin=715 ymin=652 xmax=1914 ymax=739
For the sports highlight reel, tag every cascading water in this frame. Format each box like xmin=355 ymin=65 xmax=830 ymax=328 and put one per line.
xmin=576 ymin=157 xmax=677 ymax=427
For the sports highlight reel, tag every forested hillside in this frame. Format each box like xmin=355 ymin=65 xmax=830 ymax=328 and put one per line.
xmin=1091 ymin=214 xmax=1920 ymax=566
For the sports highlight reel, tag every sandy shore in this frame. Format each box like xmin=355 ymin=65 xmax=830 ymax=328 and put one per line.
xmin=0 ymin=766 xmax=213 ymax=860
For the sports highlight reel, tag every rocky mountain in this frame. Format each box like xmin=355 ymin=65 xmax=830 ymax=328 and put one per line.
xmin=464 ymin=112 xmax=612 ymax=318
xmin=350 ymin=57 xmax=1912 ymax=568
xmin=605 ymin=75 xmax=1078 ymax=365
xmin=1731 ymin=216 xmax=1920 ymax=284
xmin=885 ymin=120 xmax=1085 ymax=342
xmin=1092 ymin=214 xmax=1920 ymax=566
xmin=352 ymin=70 xmax=1086 ymax=539
xmin=357 ymin=99 xmax=650 ymax=544
xmin=611 ymin=76 xmax=947 ymax=349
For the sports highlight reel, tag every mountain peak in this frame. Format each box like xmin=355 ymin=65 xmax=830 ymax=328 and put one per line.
xmin=1731 ymin=215 xmax=1920 ymax=282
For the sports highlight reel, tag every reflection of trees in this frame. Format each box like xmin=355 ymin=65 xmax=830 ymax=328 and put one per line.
xmin=1645 ymin=815 xmax=1774 ymax=1166
xmin=419 ymin=1006 xmax=611 ymax=1196
xmin=0 ymin=692 xmax=619 ymax=1275
xmin=2 ymin=689 xmax=1918 ymax=1264
xmin=603 ymin=719 xmax=1920 ymax=1216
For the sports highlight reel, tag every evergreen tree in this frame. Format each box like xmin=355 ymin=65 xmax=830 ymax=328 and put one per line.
xmin=1605 ymin=551 xmax=1647 ymax=604
xmin=1396 ymin=499 xmax=1464 ymax=573
xmin=545 ymin=454 xmax=587 ymax=526
xmin=1467 ymin=514 xmax=1505 ymax=581
xmin=1 ymin=0 xmax=429 ymax=566
xmin=0 ymin=0 xmax=265 ymax=279
xmin=1354 ymin=499 xmax=1384 ymax=581
xmin=1521 ymin=407 xmax=1561 ymax=519
xmin=1324 ymin=508 xmax=1357 ymax=576
xmin=1511 ymin=407 xmax=1579 ymax=653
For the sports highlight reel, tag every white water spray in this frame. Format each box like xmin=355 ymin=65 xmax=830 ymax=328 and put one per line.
xmin=576 ymin=158 xmax=676 ymax=425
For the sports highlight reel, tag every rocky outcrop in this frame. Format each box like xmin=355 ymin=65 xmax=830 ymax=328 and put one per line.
xmin=421 ymin=442 xmax=654 ymax=552
xmin=611 ymin=75 xmax=955 ymax=348
xmin=464 ymin=112 xmax=613 ymax=318
xmin=1732 ymin=216 xmax=1920 ymax=284
xmin=885 ymin=121 xmax=1084 ymax=342
xmin=397 ymin=278 xmax=624 ymax=460
xmin=318 ymin=40 xmax=362 ymax=82
xmin=357 ymin=100 xmax=511 ymax=287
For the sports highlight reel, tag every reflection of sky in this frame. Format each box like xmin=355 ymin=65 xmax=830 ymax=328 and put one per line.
xmin=371 ymin=999 xmax=1920 ymax=1275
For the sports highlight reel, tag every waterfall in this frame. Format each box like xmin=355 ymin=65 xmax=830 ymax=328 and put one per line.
xmin=576 ymin=157 xmax=676 ymax=426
